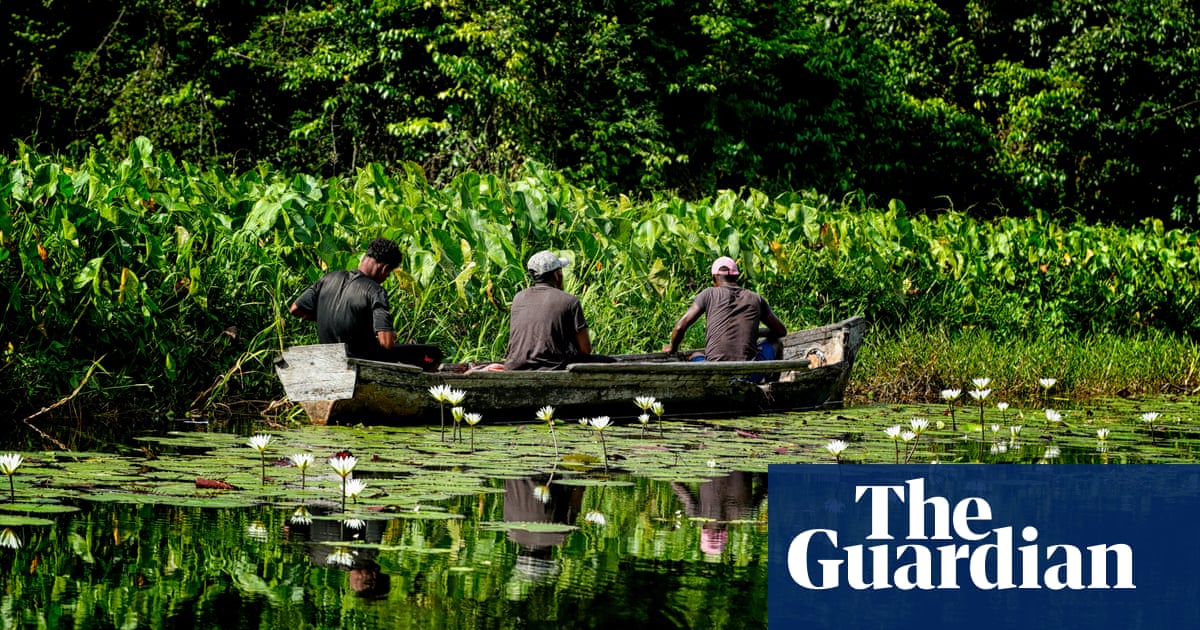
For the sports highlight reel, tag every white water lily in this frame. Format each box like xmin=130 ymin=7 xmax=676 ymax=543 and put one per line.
xmin=651 ymin=401 xmax=665 ymax=416
xmin=997 ymin=402 xmax=1009 ymax=412
xmin=969 ymin=388 xmax=991 ymax=401
xmin=941 ymin=389 xmax=962 ymax=400
xmin=329 ymin=455 xmax=357 ymax=479
xmin=825 ymin=439 xmax=848 ymax=459
xmin=246 ymin=521 xmax=268 ymax=542
xmin=991 ymin=424 xmax=1001 ymax=434
xmin=638 ymin=413 xmax=651 ymax=425
xmin=1039 ymin=378 xmax=1057 ymax=389
xmin=451 ymin=406 xmax=466 ymax=423
xmin=290 ymin=453 xmax=314 ymax=489
xmin=634 ymin=395 xmax=657 ymax=411
xmin=0 ymin=527 xmax=20 ymax=549
xmin=344 ymin=478 xmax=368 ymax=501
xmin=1045 ymin=409 xmax=1063 ymax=424
xmin=248 ymin=435 xmax=272 ymax=485
xmin=428 ymin=384 xmax=452 ymax=402
xmin=1141 ymin=412 xmax=1161 ymax=424
xmin=536 ymin=406 xmax=556 ymax=422
xmin=465 ymin=412 xmax=482 ymax=426
xmin=533 ymin=485 xmax=551 ymax=503
xmin=290 ymin=506 xmax=313 ymax=526
xmin=445 ymin=389 xmax=466 ymax=406
xmin=1010 ymin=425 xmax=1023 ymax=437
xmin=589 ymin=416 xmax=612 ymax=431
xmin=972 ymin=377 xmax=991 ymax=389
xmin=345 ymin=518 xmax=366 ymax=531
xmin=884 ymin=425 xmax=902 ymax=440
xmin=248 ymin=434 xmax=272 ymax=452
xmin=909 ymin=417 xmax=929 ymax=434
xmin=901 ymin=430 xmax=917 ymax=442
xmin=326 ymin=547 xmax=356 ymax=568
xmin=1096 ymin=428 xmax=1110 ymax=440
xmin=0 ymin=454 xmax=23 ymax=476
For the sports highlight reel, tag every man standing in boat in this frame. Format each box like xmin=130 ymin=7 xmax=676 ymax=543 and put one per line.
xmin=504 ymin=250 xmax=614 ymax=370
xmin=663 ymin=256 xmax=787 ymax=370
xmin=289 ymin=237 xmax=442 ymax=371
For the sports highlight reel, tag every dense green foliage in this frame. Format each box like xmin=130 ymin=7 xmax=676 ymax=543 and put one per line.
xmin=3 ymin=140 xmax=1199 ymax=422
xmin=3 ymin=1 xmax=1198 ymax=225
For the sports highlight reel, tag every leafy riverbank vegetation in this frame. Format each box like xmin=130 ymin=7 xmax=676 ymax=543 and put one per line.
xmin=4 ymin=1 xmax=1199 ymax=227
xmin=3 ymin=140 xmax=1198 ymax=436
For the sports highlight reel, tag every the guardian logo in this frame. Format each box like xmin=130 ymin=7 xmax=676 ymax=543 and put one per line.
xmin=787 ymin=478 xmax=1135 ymax=591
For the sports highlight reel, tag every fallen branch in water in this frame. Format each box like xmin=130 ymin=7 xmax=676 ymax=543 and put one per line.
xmin=20 ymin=356 xmax=107 ymax=452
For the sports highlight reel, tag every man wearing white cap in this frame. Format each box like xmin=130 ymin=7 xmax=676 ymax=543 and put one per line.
xmin=663 ymin=256 xmax=787 ymax=366
xmin=504 ymin=250 xmax=612 ymax=370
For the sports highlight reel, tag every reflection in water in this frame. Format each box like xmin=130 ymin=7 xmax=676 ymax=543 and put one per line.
xmin=0 ymin=476 xmax=768 ymax=629
xmin=285 ymin=504 xmax=393 ymax=599
xmin=672 ymin=471 xmax=768 ymax=559
xmin=503 ymin=473 xmax=585 ymax=585
xmin=0 ymin=527 xmax=20 ymax=549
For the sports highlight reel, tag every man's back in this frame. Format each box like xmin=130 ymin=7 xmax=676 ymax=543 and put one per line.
xmin=505 ymin=284 xmax=587 ymax=370
xmin=695 ymin=285 xmax=773 ymax=361
xmin=296 ymin=270 xmax=390 ymax=359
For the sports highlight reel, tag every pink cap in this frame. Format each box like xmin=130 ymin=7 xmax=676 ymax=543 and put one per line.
xmin=710 ymin=256 xmax=739 ymax=276
xmin=700 ymin=528 xmax=728 ymax=555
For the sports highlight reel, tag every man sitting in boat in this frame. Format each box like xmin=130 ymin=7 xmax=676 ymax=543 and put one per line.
xmin=289 ymin=237 xmax=443 ymax=371
xmin=503 ymin=250 xmax=614 ymax=370
xmin=662 ymin=256 xmax=787 ymax=379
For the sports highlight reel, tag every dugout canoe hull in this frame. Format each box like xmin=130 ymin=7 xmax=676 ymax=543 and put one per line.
xmin=274 ymin=316 xmax=867 ymax=425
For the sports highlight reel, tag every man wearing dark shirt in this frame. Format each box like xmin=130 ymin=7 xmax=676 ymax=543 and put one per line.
xmin=663 ymin=256 xmax=787 ymax=362
xmin=290 ymin=237 xmax=442 ymax=370
xmin=504 ymin=250 xmax=612 ymax=370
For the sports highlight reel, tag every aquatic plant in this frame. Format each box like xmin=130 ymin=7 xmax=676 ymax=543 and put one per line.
xmin=429 ymin=385 xmax=452 ymax=442
xmin=825 ymin=439 xmax=848 ymax=463
xmin=536 ymin=406 xmax=559 ymax=458
xmin=884 ymin=425 xmax=902 ymax=463
xmin=344 ymin=478 xmax=368 ymax=504
xmin=289 ymin=453 xmax=314 ymax=489
xmin=638 ymin=413 xmax=651 ymax=438
xmin=0 ymin=453 xmax=22 ymax=503
xmin=451 ymin=406 xmax=466 ymax=443
xmin=941 ymin=389 xmax=962 ymax=430
xmin=1039 ymin=378 xmax=1057 ymax=409
xmin=589 ymin=416 xmax=613 ymax=473
xmin=1045 ymin=409 xmax=1063 ymax=427
xmin=997 ymin=401 xmax=1009 ymax=424
xmin=247 ymin=435 xmax=272 ymax=485
xmin=465 ymin=412 xmax=482 ymax=452
xmin=329 ymin=454 xmax=358 ymax=512
xmin=0 ymin=528 xmax=20 ymax=550
xmin=652 ymin=401 xmax=666 ymax=438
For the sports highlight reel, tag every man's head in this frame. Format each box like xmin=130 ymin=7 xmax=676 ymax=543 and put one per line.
xmin=527 ymin=250 xmax=570 ymax=284
xmin=366 ymin=237 xmax=403 ymax=268
xmin=362 ymin=237 xmax=402 ymax=282
xmin=710 ymin=256 xmax=740 ymax=282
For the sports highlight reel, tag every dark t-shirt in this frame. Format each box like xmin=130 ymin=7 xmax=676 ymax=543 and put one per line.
xmin=293 ymin=270 xmax=392 ymax=359
xmin=693 ymin=285 xmax=777 ymax=361
xmin=504 ymin=284 xmax=588 ymax=370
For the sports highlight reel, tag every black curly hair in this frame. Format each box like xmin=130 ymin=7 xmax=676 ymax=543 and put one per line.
xmin=365 ymin=237 xmax=402 ymax=268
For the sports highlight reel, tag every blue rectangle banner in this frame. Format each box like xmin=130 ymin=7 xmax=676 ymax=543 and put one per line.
xmin=768 ymin=465 xmax=1200 ymax=629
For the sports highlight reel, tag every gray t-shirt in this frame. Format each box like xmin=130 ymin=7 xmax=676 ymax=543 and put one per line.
xmin=293 ymin=270 xmax=392 ymax=359
xmin=505 ymin=284 xmax=588 ymax=370
xmin=693 ymin=285 xmax=776 ymax=361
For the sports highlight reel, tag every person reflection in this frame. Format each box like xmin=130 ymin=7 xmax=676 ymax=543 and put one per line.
xmin=285 ymin=505 xmax=392 ymax=599
xmin=671 ymin=470 xmax=768 ymax=559
xmin=503 ymin=474 xmax=584 ymax=582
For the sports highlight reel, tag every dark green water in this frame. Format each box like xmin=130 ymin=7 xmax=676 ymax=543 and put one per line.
xmin=2 ymin=395 xmax=1198 ymax=629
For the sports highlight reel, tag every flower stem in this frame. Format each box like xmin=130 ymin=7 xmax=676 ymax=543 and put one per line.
xmin=599 ymin=433 xmax=608 ymax=473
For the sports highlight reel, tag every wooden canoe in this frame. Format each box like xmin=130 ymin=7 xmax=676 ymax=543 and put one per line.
xmin=274 ymin=315 xmax=867 ymax=425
